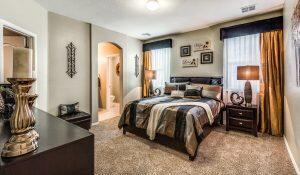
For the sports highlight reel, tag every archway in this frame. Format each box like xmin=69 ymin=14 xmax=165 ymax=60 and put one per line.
xmin=97 ymin=42 xmax=123 ymax=121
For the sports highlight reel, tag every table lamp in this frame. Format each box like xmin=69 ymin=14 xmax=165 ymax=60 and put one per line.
xmin=144 ymin=70 xmax=157 ymax=96
xmin=237 ymin=65 xmax=259 ymax=107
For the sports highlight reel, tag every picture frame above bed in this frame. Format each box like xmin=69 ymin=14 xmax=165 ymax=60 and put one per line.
xmin=200 ymin=52 xmax=213 ymax=64
xmin=180 ymin=45 xmax=191 ymax=57
xmin=182 ymin=58 xmax=198 ymax=68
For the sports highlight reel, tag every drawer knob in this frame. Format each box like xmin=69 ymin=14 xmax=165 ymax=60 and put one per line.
xmin=239 ymin=122 xmax=243 ymax=125
xmin=238 ymin=112 xmax=243 ymax=115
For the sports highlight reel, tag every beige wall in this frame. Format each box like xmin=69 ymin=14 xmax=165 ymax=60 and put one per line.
xmin=283 ymin=0 xmax=300 ymax=172
xmin=146 ymin=10 xmax=283 ymax=77
xmin=91 ymin=25 xmax=143 ymax=123
xmin=98 ymin=43 xmax=121 ymax=109
xmin=0 ymin=0 xmax=48 ymax=111
xmin=48 ymin=12 xmax=91 ymax=115
xmin=110 ymin=56 xmax=120 ymax=103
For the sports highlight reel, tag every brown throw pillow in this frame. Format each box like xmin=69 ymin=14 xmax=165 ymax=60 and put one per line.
xmin=184 ymin=89 xmax=202 ymax=99
xmin=164 ymin=82 xmax=188 ymax=95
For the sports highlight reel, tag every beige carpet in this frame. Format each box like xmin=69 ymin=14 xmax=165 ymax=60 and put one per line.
xmin=91 ymin=117 xmax=296 ymax=175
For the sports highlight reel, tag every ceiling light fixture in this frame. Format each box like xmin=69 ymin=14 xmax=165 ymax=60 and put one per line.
xmin=146 ymin=0 xmax=160 ymax=11
xmin=142 ymin=33 xmax=151 ymax=37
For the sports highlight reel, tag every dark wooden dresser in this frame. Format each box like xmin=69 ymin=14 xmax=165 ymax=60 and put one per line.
xmin=0 ymin=108 xmax=94 ymax=175
xmin=226 ymin=104 xmax=259 ymax=137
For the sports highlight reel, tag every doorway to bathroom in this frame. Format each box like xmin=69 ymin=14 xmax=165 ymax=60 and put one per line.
xmin=98 ymin=42 xmax=122 ymax=121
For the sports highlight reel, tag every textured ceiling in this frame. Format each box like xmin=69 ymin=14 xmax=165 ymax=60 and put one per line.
xmin=35 ymin=0 xmax=284 ymax=40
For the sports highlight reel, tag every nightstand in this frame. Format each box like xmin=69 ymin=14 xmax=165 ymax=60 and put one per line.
xmin=226 ymin=104 xmax=259 ymax=137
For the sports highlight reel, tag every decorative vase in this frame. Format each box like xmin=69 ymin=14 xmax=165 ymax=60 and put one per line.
xmin=1 ymin=78 xmax=39 ymax=157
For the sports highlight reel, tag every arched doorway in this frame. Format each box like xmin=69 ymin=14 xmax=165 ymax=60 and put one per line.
xmin=98 ymin=42 xmax=123 ymax=121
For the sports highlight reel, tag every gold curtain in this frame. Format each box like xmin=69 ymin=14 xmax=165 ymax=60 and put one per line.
xmin=142 ymin=51 xmax=152 ymax=97
xmin=260 ymin=30 xmax=284 ymax=136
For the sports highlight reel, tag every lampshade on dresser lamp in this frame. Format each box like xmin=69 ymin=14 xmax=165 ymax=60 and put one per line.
xmin=145 ymin=70 xmax=157 ymax=97
xmin=237 ymin=66 xmax=259 ymax=107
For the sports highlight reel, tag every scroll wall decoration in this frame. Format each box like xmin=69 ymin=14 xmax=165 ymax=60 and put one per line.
xmin=135 ymin=54 xmax=140 ymax=77
xmin=66 ymin=42 xmax=77 ymax=78
xmin=292 ymin=0 xmax=300 ymax=87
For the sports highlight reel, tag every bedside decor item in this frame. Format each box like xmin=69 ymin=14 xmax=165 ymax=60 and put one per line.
xmin=200 ymin=52 xmax=213 ymax=64
xmin=237 ymin=65 xmax=259 ymax=107
xmin=153 ymin=88 xmax=161 ymax=96
xmin=145 ymin=70 xmax=157 ymax=96
xmin=182 ymin=58 xmax=197 ymax=67
xmin=230 ymin=92 xmax=244 ymax=105
xmin=1 ymin=78 xmax=39 ymax=157
xmin=135 ymin=55 xmax=140 ymax=77
xmin=292 ymin=1 xmax=300 ymax=86
xmin=194 ymin=41 xmax=211 ymax=52
xmin=226 ymin=104 xmax=259 ymax=137
xmin=66 ymin=42 xmax=77 ymax=78
xmin=180 ymin=45 xmax=191 ymax=57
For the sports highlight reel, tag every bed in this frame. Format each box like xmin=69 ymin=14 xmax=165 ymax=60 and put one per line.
xmin=118 ymin=77 xmax=225 ymax=160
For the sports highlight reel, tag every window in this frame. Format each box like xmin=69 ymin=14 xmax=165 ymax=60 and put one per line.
xmin=223 ymin=34 xmax=260 ymax=92
xmin=151 ymin=48 xmax=171 ymax=89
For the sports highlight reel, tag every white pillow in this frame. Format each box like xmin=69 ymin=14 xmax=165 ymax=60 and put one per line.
xmin=186 ymin=84 xmax=202 ymax=91
xmin=170 ymin=90 xmax=185 ymax=98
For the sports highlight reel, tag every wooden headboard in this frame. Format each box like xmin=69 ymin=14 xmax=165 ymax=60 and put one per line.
xmin=170 ymin=76 xmax=223 ymax=86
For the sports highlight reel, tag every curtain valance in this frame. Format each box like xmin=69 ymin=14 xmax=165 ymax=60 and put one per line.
xmin=220 ymin=16 xmax=283 ymax=40
xmin=143 ymin=39 xmax=172 ymax=52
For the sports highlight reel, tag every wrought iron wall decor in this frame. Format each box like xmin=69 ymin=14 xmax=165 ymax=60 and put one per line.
xmin=135 ymin=54 xmax=140 ymax=77
xmin=66 ymin=42 xmax=77 ymax=78
xmin=292 ymin=0 xmax=300 ymax=87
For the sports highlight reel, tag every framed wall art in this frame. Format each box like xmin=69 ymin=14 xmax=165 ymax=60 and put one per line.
xmin=200 ymin=52 xmax=213 ymax=64
xmin=182 ymin=58 xmax=198 ymax=68
xmin=194 ymin=41 xmax=211 ymax=52
xmin=180 ymin=45 xmax=191 ymax=57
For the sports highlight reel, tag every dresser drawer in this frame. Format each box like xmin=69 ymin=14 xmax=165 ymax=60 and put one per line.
xmin=229 ymin=117 xmax=253 ymax=129
xmin=228 ymin=108 xmax=254 ymax=119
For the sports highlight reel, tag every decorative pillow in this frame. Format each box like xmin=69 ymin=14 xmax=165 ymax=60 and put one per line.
xmin=60 ymin=102 xmax=79 ymax=115
xmin=164 ymin=82 xmax=188 ymax=95
xmin=192 ymin=84 xmax=222 ymax=100
xmin=186 ymin=84 xmax=202 ymax=91
xmin=184 ymin=89 xmax=202 ymax=99
xmin=170 ymin=90 xmax=185 ymax=98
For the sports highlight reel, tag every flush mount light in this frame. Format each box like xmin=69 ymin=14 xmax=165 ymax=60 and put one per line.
xmin=142 ymin=33 xmax=151 ymax=37
xmin=146 ymin=0 xmax=160 ymax=11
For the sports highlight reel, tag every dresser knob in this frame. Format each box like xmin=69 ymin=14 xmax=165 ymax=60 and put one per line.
xmin=239 ymin=122 xmax=243 ymax=125
xmin=238 ymin=112 xmax=243 ymax=115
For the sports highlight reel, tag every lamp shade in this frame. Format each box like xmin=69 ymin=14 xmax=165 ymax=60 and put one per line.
xmin=237 ymin=65 xmax=259 ymax=80
xmin=145 ymin=70 xmax=157 ymax=80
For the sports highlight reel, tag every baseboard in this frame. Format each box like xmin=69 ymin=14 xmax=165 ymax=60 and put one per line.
xmin=92 ymin=121 xmax=99 ymax=126
xmin=284 ymin=136 xmax=300 ymax=175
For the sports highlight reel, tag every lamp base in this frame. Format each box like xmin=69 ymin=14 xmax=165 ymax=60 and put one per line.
xmin=244 ymin=81 xmax=252 ymax=106
xmin=1 ymin=130 xmax=38 ymax=157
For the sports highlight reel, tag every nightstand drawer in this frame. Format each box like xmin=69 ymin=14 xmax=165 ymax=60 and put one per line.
xmin=228 ymin=108 xmax=253 ymax=119
xmin=229 ymin=117 xmax=253 ymax=129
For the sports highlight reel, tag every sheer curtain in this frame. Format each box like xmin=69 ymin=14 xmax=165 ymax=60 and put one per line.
xmin=223 ymin=34 xmax=260 ymax=103
xmin=223 ymin=34 xmax=260 ymax=92
xmin=151 ymin=48 xmax=171 ymax=89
